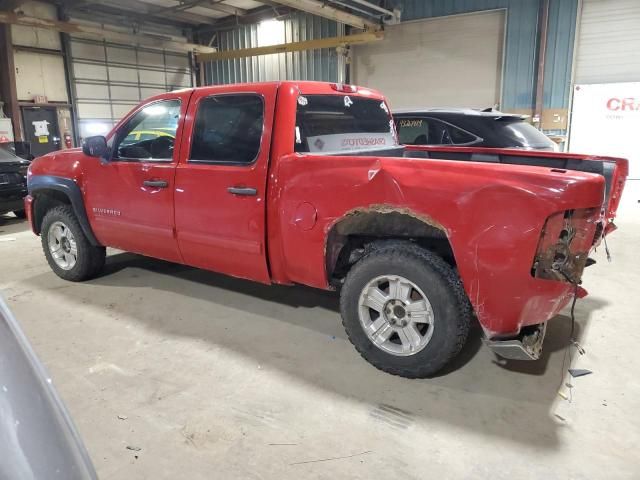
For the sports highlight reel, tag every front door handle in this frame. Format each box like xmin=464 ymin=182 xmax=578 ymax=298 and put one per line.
xmin=227 ymin=186 xmax=257 ymax=196
xmin=143 ymin=180 xmax=168 ymax=188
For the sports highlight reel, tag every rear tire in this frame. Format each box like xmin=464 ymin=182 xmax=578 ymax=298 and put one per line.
xmin=41 ymin=205 xmax=105 ymax=281
xmin=13 ymin=210 xmax=26 ymax=219
xmin=340 ymin=242 xmax=472 ymax=378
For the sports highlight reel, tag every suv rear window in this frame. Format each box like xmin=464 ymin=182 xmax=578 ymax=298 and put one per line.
xmin=295 ymin=95 xmax=397 ymax=154
xmin=493 ymin=119 xmax=556 ymax=149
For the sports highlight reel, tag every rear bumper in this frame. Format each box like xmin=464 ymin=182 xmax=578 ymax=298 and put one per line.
xmin=485 ymin=322 xmax=547 ymax=360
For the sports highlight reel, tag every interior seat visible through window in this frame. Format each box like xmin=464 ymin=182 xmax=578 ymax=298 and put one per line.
xmin=112 ymin=100 xmax=181 ymax=161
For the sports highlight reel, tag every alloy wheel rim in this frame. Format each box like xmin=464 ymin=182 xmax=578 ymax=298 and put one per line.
xmin=48 ymin=221 xmax=77 ymax=271
xmin=358 ymin=275 xmax=435 ymax=357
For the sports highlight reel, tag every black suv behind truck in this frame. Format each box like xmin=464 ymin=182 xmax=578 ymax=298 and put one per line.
xmin=0 ymin=146 xmax=29 ymax=218
xmin=394 ymin=108 xmax=558 ymax=151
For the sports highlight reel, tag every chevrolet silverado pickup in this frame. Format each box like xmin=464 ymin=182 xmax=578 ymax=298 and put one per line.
xmin=24 ymin=82 xmax=628 ymax=378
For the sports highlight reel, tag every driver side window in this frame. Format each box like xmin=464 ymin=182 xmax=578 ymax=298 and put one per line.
xmin=112 ymin=100 xmax=181 ymax=161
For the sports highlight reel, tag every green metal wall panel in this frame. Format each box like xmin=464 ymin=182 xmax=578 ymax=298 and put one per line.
xmin=204 ymin=13 xmax=344 ymax=85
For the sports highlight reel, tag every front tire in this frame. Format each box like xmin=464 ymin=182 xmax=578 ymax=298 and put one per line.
xmin=340 ymin=242 xmax=472 ymax=378
xmin=41 ymin=205 xmax=105 ymax=281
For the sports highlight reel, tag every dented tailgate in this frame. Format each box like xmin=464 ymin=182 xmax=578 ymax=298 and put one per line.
xmin=405 ymin=145 xmax=629 ymax=231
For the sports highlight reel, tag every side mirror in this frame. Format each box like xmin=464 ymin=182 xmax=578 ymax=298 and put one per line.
xmin=82 ymin=136 xmax=108 ymax=158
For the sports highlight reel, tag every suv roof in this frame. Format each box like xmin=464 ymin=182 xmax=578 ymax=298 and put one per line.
xmin=393 ymin=108 xmax=527 ymax=120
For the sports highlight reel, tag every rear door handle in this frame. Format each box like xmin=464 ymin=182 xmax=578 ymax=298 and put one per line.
xmin=143 ymin=180 xmax=168 ymax=188
xmin=227 ymin=186 xmax=257 ymax=196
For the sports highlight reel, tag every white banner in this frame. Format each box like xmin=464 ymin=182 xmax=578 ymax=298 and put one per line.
xmin=569 ymin=83 xmax=640 ymax=179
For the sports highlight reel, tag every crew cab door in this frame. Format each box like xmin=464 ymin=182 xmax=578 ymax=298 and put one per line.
xmin=174 ymin=84 xmax=276 ymax=283
xmin=83 ymin=91 xmax=191 ymax=262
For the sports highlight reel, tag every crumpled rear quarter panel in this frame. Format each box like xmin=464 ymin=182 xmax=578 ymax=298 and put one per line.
xmin=269 ymin=154 xmax=605 ymax=336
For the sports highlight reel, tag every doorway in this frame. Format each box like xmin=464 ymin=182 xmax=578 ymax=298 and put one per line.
xmin=22 ymin=106 xmax=61 ymax=157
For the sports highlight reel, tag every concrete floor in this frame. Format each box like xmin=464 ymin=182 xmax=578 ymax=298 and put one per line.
xmin=1 ymin=185 xmax=639 ymax=479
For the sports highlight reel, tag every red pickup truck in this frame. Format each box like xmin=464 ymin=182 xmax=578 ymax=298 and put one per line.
xmin=25 ymin=81 xmax=627 ymax=378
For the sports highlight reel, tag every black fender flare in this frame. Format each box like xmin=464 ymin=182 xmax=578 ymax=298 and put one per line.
xmin=28 ymin=175 xmax=101 ymax=246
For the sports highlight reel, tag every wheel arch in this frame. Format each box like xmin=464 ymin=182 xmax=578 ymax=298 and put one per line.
xmin=28 ymin=175 xmax=101 ymax=246
xmin=325 ymin=207 xmax=456 ymax=284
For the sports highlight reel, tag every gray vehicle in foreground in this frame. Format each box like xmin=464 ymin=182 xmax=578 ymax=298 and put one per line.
xmin=0 ymin=298 xmax=96 ymax=480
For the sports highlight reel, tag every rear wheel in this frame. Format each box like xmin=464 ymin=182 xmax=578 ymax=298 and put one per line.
xmin=340 ymin=242 xmax=472 ymax=378
xmin=41 ymin=205 xmax=105 ymax=281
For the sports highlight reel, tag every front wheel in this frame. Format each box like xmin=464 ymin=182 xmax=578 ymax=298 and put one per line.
xmin=41 ymin=205 xmax=106 ymax=281
xmin=340 ymin=243 xmax=472 ymax=378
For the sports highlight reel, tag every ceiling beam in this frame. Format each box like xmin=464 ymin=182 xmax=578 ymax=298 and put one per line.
xmin=196 ymin=4 xmax=292 ymax=32
xmin=66 ymin=5 xmax=195 ymax=28
xmin=349 ymin=0 xmax=395 ymax=17
xmin=117 ymin=0 xmax=246 ymax=21
xmin=0 ymin=10 xmax=216 ymax=52
xmin=196 ymin=30 xmax=383 ymax=62
xmin=151 ymin=0 xmax=216 ymax=15
xmin=265 ymin=0 xmax=377 ymax=29
xmin=195 ymin=0 xmax=246 ymax=16
xmin=68 ymin=0 xmax=218 ymax=25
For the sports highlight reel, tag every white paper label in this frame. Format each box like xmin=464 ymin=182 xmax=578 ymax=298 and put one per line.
xmin=32 ymin=120 xmax=50 ymax=137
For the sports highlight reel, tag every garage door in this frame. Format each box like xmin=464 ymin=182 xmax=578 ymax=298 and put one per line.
xmin=352 ymin=10 xmax=505 ymax=110
xmin=69 ymin=38 xmax=193 ymax=139
xmin=575 ymin=0 xmax=640 ymax=84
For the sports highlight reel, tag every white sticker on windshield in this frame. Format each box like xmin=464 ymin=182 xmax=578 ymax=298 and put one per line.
xmin=295 ymin=126 xmax=302 ymax=144
xmin=344 ymin=96 xmax=353 ymax=108
xmin=297 ymin=96 xmax=308 ymax=106
xmin=380 ymin=102 xmax=388 ymax=113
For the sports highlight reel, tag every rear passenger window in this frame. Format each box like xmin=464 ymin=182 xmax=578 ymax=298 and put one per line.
xmin=396 ymin=118 xmax=429 ymax=145
xmin=448 ymin=125 xmax=478 ymax=144
xmin=425 ymin=118 xmax=480 ymax=146
xmin=190 ymin=95 xmax=263 ymax=164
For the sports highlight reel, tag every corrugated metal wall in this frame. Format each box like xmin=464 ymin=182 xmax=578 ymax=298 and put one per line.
xmin=544 ymin=0 xmax=578 ymax=108
xmin=203 ymin=0 xmax=578 ymax=112
xmin=204 ymin=13 xmax=345 ymax=84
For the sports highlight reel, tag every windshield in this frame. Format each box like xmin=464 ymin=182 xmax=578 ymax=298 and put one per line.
xmin=0 ymin=145 xmax=20 ymax=162
xmin=494 ymin=119 xmax=556 ymax=149
xmin=295 ymin=94 xmax=398 ymax=154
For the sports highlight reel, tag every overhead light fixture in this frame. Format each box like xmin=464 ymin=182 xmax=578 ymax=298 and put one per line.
xmin=257 ymin=19 xmax=285 ymax=47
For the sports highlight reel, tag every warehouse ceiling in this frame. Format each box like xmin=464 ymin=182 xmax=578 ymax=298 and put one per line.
xmin=41 ymin=0 xmax=397 ymax=31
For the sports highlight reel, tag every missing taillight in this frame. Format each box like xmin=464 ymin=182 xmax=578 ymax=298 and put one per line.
xmin=532 ymin=208 xmax=599 ymax=283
